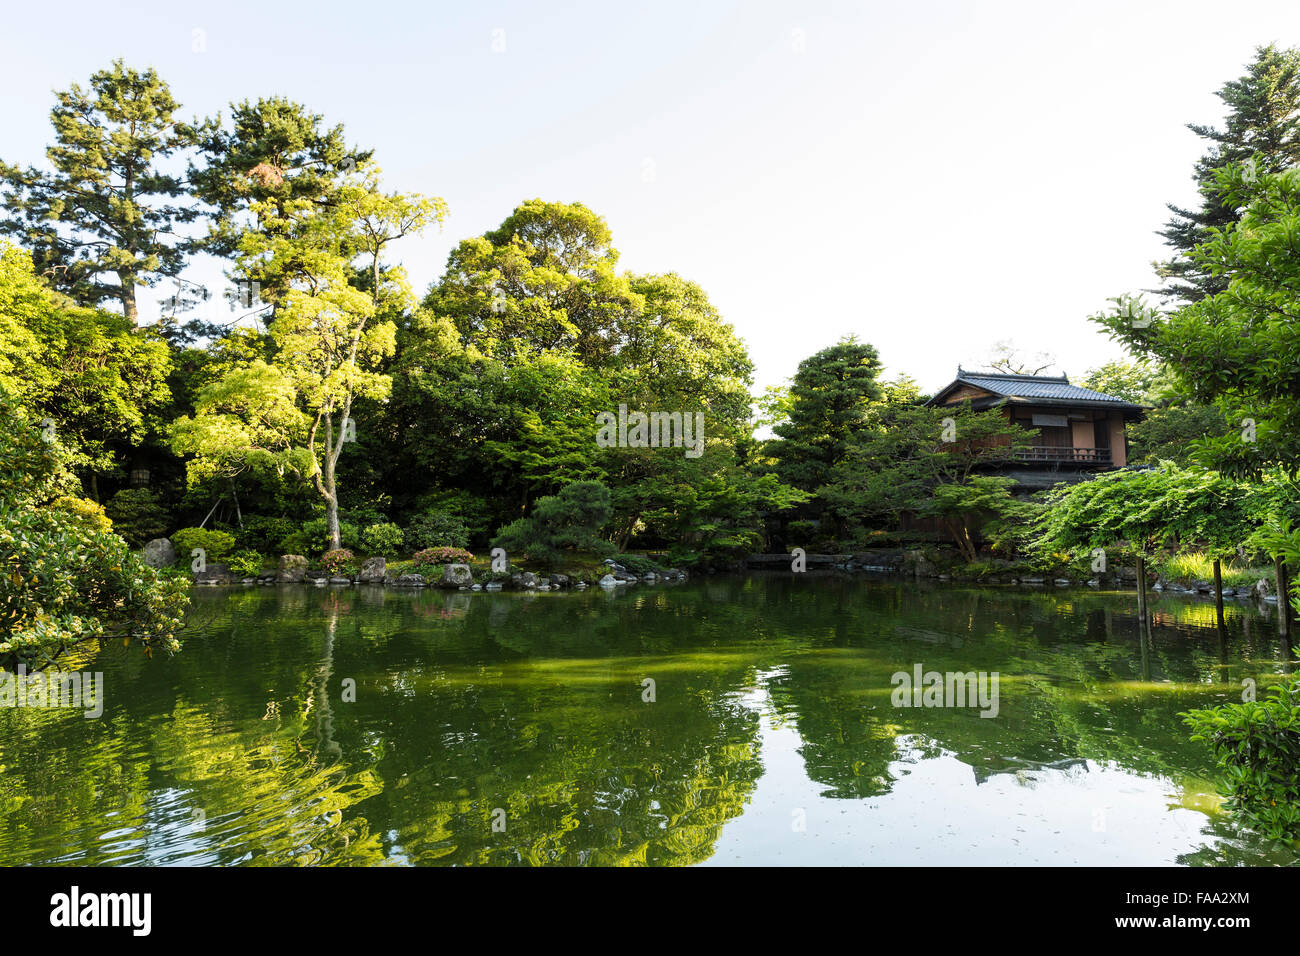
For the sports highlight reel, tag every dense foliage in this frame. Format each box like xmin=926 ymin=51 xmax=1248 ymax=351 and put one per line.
xmin=1183 ymin=676 xmax=1300 ymax=841
xmin=0 ymin=389 xmax=187 ymax=669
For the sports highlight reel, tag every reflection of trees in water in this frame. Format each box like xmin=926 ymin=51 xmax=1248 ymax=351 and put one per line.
xmin=4 ymin=578 xmax=1298 ymax=866
xmin=744 ymin=578 xmax=1298 ymax=798
xmin=354 ymin=655 xmax=764 ymax=865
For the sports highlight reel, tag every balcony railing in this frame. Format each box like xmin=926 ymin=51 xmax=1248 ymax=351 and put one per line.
xmin=1012 ymin=446 xmax=1112 ymax=465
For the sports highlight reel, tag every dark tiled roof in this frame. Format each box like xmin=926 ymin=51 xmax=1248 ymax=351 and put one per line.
xmin=928 ymin=369 xmax=1144 ymax=410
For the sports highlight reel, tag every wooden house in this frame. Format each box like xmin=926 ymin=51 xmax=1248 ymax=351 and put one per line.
xmin=925 ymin=368 xmax=1146 ymax=490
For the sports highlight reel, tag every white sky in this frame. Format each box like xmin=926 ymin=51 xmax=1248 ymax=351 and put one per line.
xmin=3 ymin=0 xmax=1299 ymax=394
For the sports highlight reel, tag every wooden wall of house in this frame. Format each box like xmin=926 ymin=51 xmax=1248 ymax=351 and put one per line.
xmin=1108 ymin=415 xmax=1127 ymax=466
xmin=944 ymin=384 xmax=996 ymax=403
xmin=937 ymin=393 xmax=1132 ymax=465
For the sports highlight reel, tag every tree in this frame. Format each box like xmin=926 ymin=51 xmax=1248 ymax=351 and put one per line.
xmin=0 ymin=240 xmax=172 ymax=499
xmin=193 ymin=97 xmax=370 ymax=253
xmin=822 ymin=402 xmax=1035 ymax=559
xmin=985 ymin=340 xmax=1057 ymax=375
xmin=0 ymin=61 xmax=206 ymax=321
xmin=426 ymin=199 xmax=639 ymax=367
xmin=766 ymin=337 xmax=884 ymax=497
xmin=1155 ymin=45 xmax=1300 ymax=304
xmin=0 ymin=243 xmax=54 ymax=404
xmin=171 ymin=168 xmax=445 ymax=548
xmin=192 ymin=96 xmax=373 ymax=318
xmin=1031 ymin=464 xmax=1274 ymax=564
xmin=615 ymin=272 xmax=754 ymax=428
xmin=0 ymin=387 xmax=187 ymax=670
xmin=1079 ymin=358 xmax=1162 ymax=404
xmin=1097 ymin=164 xmax=1300 ymax=476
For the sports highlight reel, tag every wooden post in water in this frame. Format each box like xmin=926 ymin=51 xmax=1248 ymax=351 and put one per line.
xmin=1136 ymin=553 xmax=1148 ymax=631
xmin=1213 ymin=557 xmax=1226 ymax=636
xmin=1276 ymin=557 xmax=1291 ymax=640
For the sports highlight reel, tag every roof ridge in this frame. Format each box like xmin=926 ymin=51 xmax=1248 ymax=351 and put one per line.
xmin=958 ymin=368 xmax=1070 ymax=383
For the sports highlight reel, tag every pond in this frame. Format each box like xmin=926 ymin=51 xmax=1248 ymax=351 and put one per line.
xmin=2 ymin=575 xmax=1297 ymax=866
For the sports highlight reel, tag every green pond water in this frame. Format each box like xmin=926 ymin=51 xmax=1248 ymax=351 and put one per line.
xmin=2 ymin=575 xmax=1298 ymax=866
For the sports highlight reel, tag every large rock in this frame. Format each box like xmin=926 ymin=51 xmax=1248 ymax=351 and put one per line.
xmin=551 ymin=573 xmax=570 ymax=588
xmin=440 ymin=563 xmax=474 ymax=588
xmin=510 ymin=571 xmax=539 ymax=589
xmin=142 ymin=538 xmax=175 ymax=568
xmin=193 ymin=562 xmax=234 ymax=585
xmin=277 ymin=554 xmax=309 ymax=583
xmin=358 ymin=556 xmax=387 ymax=584
xmin=393 ymin=573 xmax=426 ymax=588
xmin=598 ymin=574 xmax=619 ymax=588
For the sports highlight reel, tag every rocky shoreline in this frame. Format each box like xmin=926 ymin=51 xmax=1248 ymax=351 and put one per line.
xmin=741 ymin=549 xmax=1283 ymax=602
xmin=143 ymin=536 xmax=1283 ymax=603
xmin=184 ymin=553 xmax=689 ymax=591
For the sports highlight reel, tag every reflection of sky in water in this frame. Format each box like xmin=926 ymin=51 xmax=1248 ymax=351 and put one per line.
xmin=704 ymin=671 xmax=1287 ymax=867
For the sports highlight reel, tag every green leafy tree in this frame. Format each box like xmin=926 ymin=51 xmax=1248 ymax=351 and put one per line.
xmin=0 ymin=240 xmax=172 ymax=498
xmin=0 ymin=388 xmax=187 ymax=670
xmin=1078 ymin=358 xmax=1162 ymax=405
xmin=191 ymin=96 xmax=371 ymax=267
xmin=104 ymin=488 xmax=172 ymax=547
xmin=1097 ymin=165 xmax=1300 ymax=476
xmin=1183 ymin=675 xmax=1300 ymax=841
xmin=821 ymin=401 xmax=1034 ymax=558
xmin=426 ymin=199 xmax=639 ymax=367
xmin=1031 ymin=465 xmax=1275 ymax=565
xmin=0 ymin=61 xmax=206 ymax=321
xmin=405 ymin=509 xmax=471 ymax=550
xmin=172 ymin=168 xmax=445 ymax=549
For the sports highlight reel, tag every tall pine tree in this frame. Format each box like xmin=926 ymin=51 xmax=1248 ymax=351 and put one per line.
xmin=0 ymin=61 xmax=207 ymax=322
xmin=190 ymin=97 xmax=371 ymax=304
xmin=1155 ymin=45 xmax=1300 ymax=303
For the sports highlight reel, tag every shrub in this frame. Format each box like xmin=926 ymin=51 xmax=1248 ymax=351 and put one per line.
xmin=412 ymin=490 xmax=493 ymax=539
xmin=104 ymin=488 xmax=171 ymax=547
xmin=360 ymin=521 xmax=404 ymax=555
xmin=1183 ymin=675 xmax=1300 ymax=841
xmin=228 ymin=550 xmax=265 ymax=578
xmin=413 ymin=546 xmax=474 ymax=568
xmin=611 ymin=553 xmax=664 ymax=575
xmin=236 ymin=515 xmax=297 ymax=555
xmin=51 ymin=496 xmax=113 ymax=534
xmin=300 ymin=517 xmax=359 ymax=553
xmin=492 ymin=480 xmax=614 ymax=568
xmin=321 ymin=549 xmax=355 ymax=575
xmin=170 ymin=527 xmax=236 ymax=563
xmin=405 ymin=509 xmax=470 ymax=550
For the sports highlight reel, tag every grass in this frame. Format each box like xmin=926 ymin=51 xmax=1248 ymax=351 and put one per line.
xmin=1155 ymin=551 xmax=1268 ymax=589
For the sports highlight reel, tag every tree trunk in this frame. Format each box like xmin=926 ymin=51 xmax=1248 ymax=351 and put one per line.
xmin=119 ymin=273 xmax=138 ymax=324
xmin=325 ymin=486 xmax=340 ymax=551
